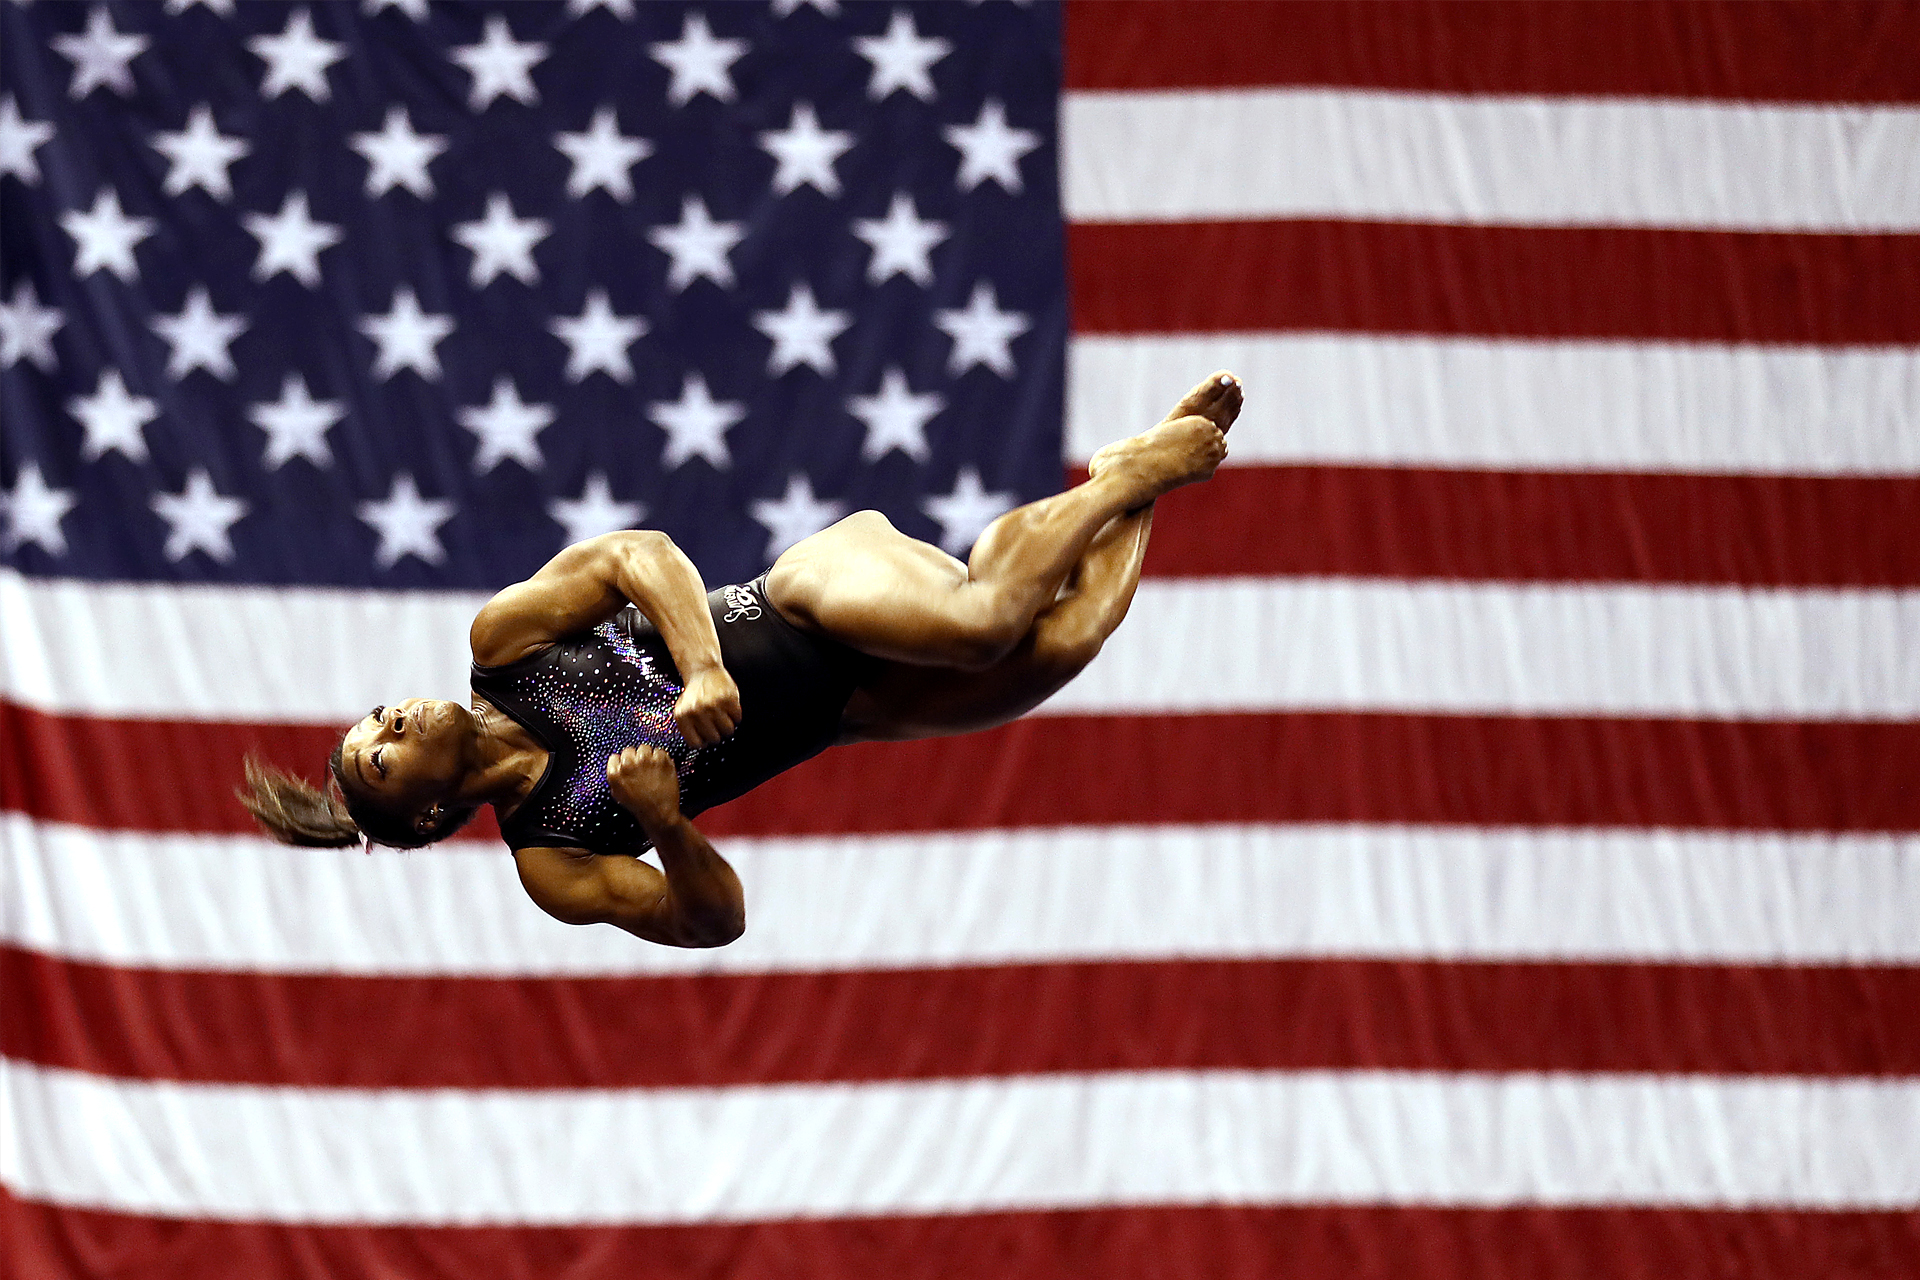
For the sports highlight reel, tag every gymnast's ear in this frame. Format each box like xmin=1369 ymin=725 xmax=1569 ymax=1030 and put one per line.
xmin=405 ymin=802 xmax=477 ymax=848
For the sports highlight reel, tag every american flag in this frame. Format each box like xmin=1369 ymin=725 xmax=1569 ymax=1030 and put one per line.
xmin=3 ymin=1 xmax=1918 ymax=1277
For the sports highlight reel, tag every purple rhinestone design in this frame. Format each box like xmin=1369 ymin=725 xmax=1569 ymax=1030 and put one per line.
xmin=514 ymin=617 xmax=728 ymax=848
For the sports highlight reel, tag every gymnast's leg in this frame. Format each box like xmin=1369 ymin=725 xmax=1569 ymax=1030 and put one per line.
xmin=768 ymin=372 xmax=1240 ymax=672
xmin=838 ymin=502 xmax=1155 ymax=741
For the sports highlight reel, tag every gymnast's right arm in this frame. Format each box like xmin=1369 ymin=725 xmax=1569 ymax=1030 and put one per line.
xmin=512 ymin=745 xmax=746 ymax=948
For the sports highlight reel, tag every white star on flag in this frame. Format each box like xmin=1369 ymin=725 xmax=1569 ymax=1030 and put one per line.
xmin=548 ymin=289 xmax=646 ymax=382
xmin=2 ymin=462 xmax=79 ymax=557
xmin=773 ymin=0 xmax=841 ymax=15
xmin=749 ymin=474 xmax=845 ymax=560
xmin=649 ymin=12 xmax=747 ymax=107
xmin=362 ymin=0 xmax=428 ymax=19
xmin=452 ymin=193 xmax=550 ymax=288
xmin=349 ymin=106 xmax=447 ymax=199
xmin=457 ymin=378 xmax=556 ymax=473
xmin=567 ymin=0 xmax=636 ymax=18
xmin=166 ymin=0 xmax=235 ymax=14
xmin=649 ymin=372 xmax=746 ymax=469
xmin=852 ymin=191 xmax=947 ymax=286
xmin=943 ymin=99 xmax=1040 ymax=193
xmin=549 ymin=472 xmax=645 ymax=546
xmin=248 ymin=373 xmax=345 ymax=468
xmin=358 ymin=286 xmax=455 ymax=381
xmin=358 ymin=473 xmax=456 ymax=568
xmin=854 ymin=9 xmax=951 ymax=102
xmin=151 ymin=286 xmax=247 ymax=381
xmin=1 ymin=280 xmax=63 ymax=371
xmin=848 ymin=366 xmax=943 ymax=462
xmin=51 ymin=6 xmax=150 ymax=99
xmin=151 ymin=104 xmax=250 ymax=201
xmin=921 ymin=467 xmax=1015 ymax=555
xmin=0 ymin=95 xmax=56 ymax=184
xmin=70 ymin=368 xmax=157 ymax=462
xmin=646 ymin=195 xmax=744 ymax=291
xmin=451 ymin=15 xmax=547 ymax=110
xmin=247 ymin=8 xmax=346 ymax=102
xmin=933 ymin=280 xmax=1031 ymax=377
xmin=554 ymin=106 xmax=651 ymax=201
xmin=60 ymin=188 xmax=155 ymax=283
xmin=758 ymin=101 xmax=854 ymax=197
xmin=151 ymin=468 xmax=248 ymax=562
xmin=242 ymin=190 xmax=343 ymax=287
xmin=752 ymin=282 xmax=851 ymax=376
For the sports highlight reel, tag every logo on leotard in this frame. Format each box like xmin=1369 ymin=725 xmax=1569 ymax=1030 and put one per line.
xmin=722 ymin=584 xmax=763 ymax=623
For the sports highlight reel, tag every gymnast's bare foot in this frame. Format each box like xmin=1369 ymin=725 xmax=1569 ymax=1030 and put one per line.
xmin=1087 ymin=412 xmax=1227 ymax=502
xmin=1090 ymin=371 xmax=1241 ymax=481
xmin=1165 ymin=370 xmax=1243 ymax=434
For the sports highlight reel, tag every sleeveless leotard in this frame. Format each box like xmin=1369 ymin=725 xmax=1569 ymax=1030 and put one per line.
xmin=470 ymin=577 xmax=873 ymax=856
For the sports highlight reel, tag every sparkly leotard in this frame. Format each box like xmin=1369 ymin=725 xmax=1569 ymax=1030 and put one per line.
xmin=470 ymin=577 xmax=874 ymax=856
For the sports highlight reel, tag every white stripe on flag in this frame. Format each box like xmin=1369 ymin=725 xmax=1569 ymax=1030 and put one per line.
xmin=1067 ymin=335 xmax=1920 ymax=473
xmin=1045 ymin=578 xmax=1920 ymax=719
xmin=6 ymin=1062 xmax=1915 ymax=1222
xmin=8 ymin=570 xmax=1918 ymax=720
xmin=15 ymin=575 xmax=1920 ymax=725
xmin=0 ymin=569 xmax=482 ymax=721
xmin=8 ymin=816 xmax=1915 ymax=973
xmin=1063 ymin=88 xmax=1920 ymax=230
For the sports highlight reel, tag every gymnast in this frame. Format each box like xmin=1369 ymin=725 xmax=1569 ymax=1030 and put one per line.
xmin=243 ymin=372 xmax=1241 ymax=947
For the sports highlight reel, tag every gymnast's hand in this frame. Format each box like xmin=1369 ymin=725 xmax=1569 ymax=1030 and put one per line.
xmin=674 ymin=666 xmax=741 ymax=748
xmin=607 ymin=745 xmax=683 ymax=830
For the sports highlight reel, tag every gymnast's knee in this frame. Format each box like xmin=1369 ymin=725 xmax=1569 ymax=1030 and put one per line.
xmin=936 ymin=596 xmax=1033 ymax=671
xmin=943 ymin=599 xmax=1112 ymax=677
xmin=1027 ymin=621 xmax=1105 ymax=682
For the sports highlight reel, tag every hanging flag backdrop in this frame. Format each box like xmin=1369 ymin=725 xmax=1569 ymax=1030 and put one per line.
xmin=4 ymin=2 xmax=1919 ymax=1277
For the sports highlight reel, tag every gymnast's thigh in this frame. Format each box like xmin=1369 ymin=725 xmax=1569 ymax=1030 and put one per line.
xmin=763 ymin=511 xmax=985 ymax=665
xmin=836 ymin=637 xmax=1082 ymax=743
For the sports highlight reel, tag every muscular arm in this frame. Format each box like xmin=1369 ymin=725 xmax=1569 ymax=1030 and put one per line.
xmin=471 ymin=530 xmax=740 ymax=746
xmin=513 ymin=746 xmax=745 ymax=948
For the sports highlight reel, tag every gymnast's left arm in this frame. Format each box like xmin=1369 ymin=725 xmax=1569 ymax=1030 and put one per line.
xmin=468 ymin=530 xmax=741 ymax=747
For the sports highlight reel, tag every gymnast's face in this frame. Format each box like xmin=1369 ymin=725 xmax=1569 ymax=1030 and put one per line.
xmin=338 ymin=698 xmax=468 ymax=813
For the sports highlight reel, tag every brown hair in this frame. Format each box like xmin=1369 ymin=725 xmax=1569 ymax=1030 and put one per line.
xmin=237 ymin=748 xmax=475 ymax=851
xmin=237 ymin=753 xmax=360 ymax=847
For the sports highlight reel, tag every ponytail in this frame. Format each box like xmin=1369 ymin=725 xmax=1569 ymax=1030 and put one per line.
xmin=237 ymin=754 xmax=361 ymax=847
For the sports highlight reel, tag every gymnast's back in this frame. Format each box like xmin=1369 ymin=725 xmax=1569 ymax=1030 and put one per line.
xmin=471 ymin=576 xmax=873 ymax=856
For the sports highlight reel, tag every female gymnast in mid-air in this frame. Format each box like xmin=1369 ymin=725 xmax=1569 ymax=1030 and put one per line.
xmin=243 ymin=372 xmax=1242 ymax=947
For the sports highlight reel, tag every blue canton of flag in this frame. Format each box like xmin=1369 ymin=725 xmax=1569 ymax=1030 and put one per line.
xmin=0 ymin=0 xmax=1064 ymax=589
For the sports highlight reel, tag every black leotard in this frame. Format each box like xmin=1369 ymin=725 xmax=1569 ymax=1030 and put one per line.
xmin=470 ymin=576 xmax=874 ymax=856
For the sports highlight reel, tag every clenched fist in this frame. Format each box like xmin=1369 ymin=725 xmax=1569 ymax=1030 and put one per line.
xmin=606 ymin=745 xmax=682 ymax=830
xmin=674 ymin=666 xmax=742 ymax=748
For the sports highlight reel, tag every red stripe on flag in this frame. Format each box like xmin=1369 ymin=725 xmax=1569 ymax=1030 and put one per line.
xmin=716 ymin=714 xmax=1920 ymax=836
xmin=9 ymin=947 xmax=1916 ymax=1088
xmin=1069 ymin=221 xmax=1920 ymax=344
xmin=1111 ymin=467 xmax=1920 ymax=587
xmin=1065 ymin=0 xmax=1920 ymax=103
xmin=9 ymin=702 xmax=1920 ymax=835
xmin=0 ymin=701 xmax=498 ymax=842
xmin=8 ymin=1194 xmax=1917 ymax=1280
